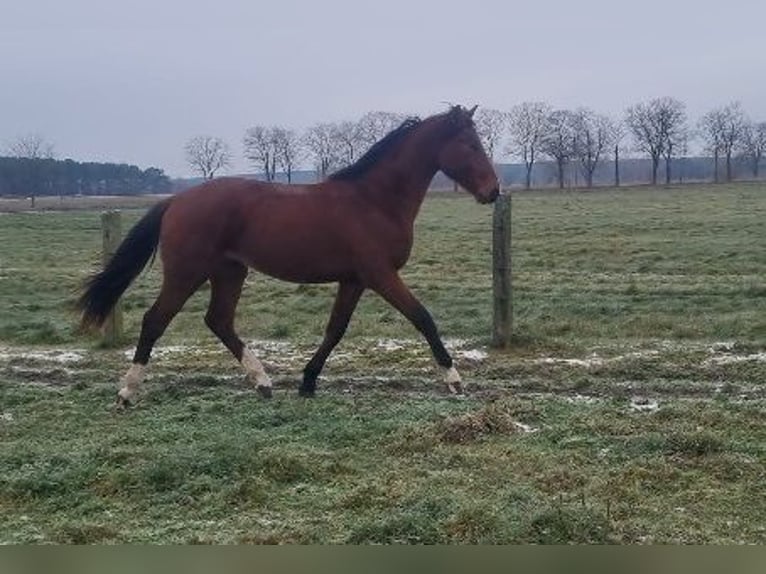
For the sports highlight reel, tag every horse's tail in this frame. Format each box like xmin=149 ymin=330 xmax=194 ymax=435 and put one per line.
xmin=77 ymin=199 xmax=172 ymax=328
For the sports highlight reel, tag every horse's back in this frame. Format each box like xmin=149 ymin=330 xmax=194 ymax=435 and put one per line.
xmin=158 ymin=178 xmax=376 ymax=283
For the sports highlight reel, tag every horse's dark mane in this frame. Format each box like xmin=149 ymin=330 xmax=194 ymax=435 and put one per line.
xmin=328 ymin=117 xmax=422 ymax=181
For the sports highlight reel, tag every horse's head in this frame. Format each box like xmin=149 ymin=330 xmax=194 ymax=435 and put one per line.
xmin=437 ymin=105 xmax=500 ymax=204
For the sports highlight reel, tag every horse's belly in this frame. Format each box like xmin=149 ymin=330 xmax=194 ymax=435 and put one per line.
xmin=225 ymin=246 xmax=352 ymax=284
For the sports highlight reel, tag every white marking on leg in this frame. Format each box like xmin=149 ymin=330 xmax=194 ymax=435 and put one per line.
xmin=241 ymin=347 xmax=271 ymax=389
xmin=443 ymin=365 xmax=462 ymax=394
xmin=117 ymin=363 xmax=145 ymax=403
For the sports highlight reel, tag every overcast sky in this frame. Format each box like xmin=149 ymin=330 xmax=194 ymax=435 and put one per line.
xmin=2 ymin=0 xmax=764 ymax=177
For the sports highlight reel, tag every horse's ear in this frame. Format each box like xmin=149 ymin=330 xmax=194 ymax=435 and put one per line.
xmin=467 ymin=105 xmax=478 ymax=118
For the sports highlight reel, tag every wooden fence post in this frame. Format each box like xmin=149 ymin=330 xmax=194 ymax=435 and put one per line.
xmin=101 ymin=210 xmax=123 ymax=346
xmin=492 ymin=192 xmax=512 ymax=348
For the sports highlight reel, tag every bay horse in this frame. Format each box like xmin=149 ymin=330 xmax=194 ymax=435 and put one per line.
xmin=78 ymin=105 xmax=499 ymax=406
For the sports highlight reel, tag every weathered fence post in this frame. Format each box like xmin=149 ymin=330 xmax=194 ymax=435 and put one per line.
xmin=101 ymin=210 xmax=123 ymax=346
xmin=492 ymin=192 xmax=512 ymax=348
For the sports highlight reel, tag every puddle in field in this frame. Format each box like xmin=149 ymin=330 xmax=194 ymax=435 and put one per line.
xmin=513 ymin=421 xmax=538 ymax=433
xmin=122 ymin=344 xmax=217 ymax=360
xmin=530 ymin=341 xmax=766 ymax=370
xmin=700 ymin=341 xmax=766 ymax=366
xmin=458 ymin=349 xmax=488 ymax=361
xmin=530 ymin=349 xmax=663 ymax=368
xmin=534 ymin=355 xmax=605 ymax=368
xmin=376 ymin=339 xmax=406 ymax=352
xmin=703 ymin=352 xmax=766 ymax=366
xmin=0 ymin=348 xmax=85 ymax=364
xmin=565 ymin=394 xmax=602 ymax=405
xmin=629 ymin=397 xmax=660 ymax=413
xmin=373 ymin=338 xmax=489 ymax=362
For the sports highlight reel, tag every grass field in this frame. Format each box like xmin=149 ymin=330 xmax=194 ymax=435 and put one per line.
xmin=0 ymin=183 xmax=765 ymax=543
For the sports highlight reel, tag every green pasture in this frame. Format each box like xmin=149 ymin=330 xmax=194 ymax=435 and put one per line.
xmin=0 ymin=183 xmax=764 ymax=543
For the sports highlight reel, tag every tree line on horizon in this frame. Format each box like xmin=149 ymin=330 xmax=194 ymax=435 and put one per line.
xmin=187 ymin=99 xmax=766 ymax=189
xmin=3 ymin=98 xmax=763 ymax=202
xmin=0 ymin=134 xmax=171 ymax=206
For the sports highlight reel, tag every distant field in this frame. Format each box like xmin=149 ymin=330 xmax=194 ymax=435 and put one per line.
xmin=0 ymin=194 xmax=170 ymax=213
xmin=2 ymin=183 xmax=764 ymax=347
xmin=0 ymin=183 xmax=764 ymax=543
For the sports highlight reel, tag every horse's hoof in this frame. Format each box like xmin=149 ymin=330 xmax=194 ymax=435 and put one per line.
xmin=257 ymin=385 xmax=273 ymax=399
xmin=447 ymin=381 xmax=464 ymax=396
xmin=298 ymin=387 xmax=315 ymax=398
xmin=114 ymin=395 xmax=132 ymax=411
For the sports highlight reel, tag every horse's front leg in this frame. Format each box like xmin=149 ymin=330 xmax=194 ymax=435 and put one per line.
xmin=367 ymin=271 xmax=462 ymax=394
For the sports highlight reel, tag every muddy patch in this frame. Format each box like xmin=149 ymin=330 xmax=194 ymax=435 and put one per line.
xmin=2 ymin=339 xmax=764 ymax=402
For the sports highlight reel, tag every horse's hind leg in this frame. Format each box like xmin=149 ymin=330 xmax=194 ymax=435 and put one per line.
xmin=300 ymin=280 xmax=364 ymax=397
xmin=205 ymin=260 xmax=272 ymax=398
xmin=117 ymin=275 xmax=204 ymax=406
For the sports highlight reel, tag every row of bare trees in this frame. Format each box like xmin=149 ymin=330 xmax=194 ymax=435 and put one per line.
xmin=495 ymin=99 xmax=765 ymax=189
xmin=699 ymin=103 xmax=766 ymax=183
xmin=184 ymin=100 xmax=766 ymax=188
xmin=500 ymin=106 xmax=615 ymax=189
xmin=185 ymin=111 xmax=406 ymax=182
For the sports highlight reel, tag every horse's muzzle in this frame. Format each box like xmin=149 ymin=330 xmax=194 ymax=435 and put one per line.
xmin=479 ymin=186 xmax=500 ymax=204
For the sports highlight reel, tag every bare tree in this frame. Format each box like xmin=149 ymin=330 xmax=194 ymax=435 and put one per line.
xmin=718 ymin=103 xmax=747 ymax=182
xmin=540 ymin=109 xmax=577 ymax=189
xmin=720 ymin=103 xmax=747 ymax=182
xmin=740 ymin=120 xmax=766 ymax=178
xmin=571 ymin=108 xmax=612 ymax=188
xmin=333 ymin=120 xmax=362 ymax=166
xmin=243 ymin=126 xmax=278 ymax=181
xmin=675 ymin=133 xmax=691 ymax=183
xmin=699 ymin=110 xmax=724 ymax=183
xmin=626 ymin=97 xmax=686 ymax=186
xmin=626 ymin=101 xmax=664 ymax=185
xmin=271 ymin=127 xmax=302 ymax=183
xmin=474 ymin=108 xmax=507 ymax=161
xmin=611 ymin=120 xmax=627 ymax=187
xmin=660 ymin=100 xmax=688 ymax=185
xmin=184 ymin=135 xmax=231 ymax=180
xmin=7 ymin=133 xmax=55 ymax=207
xmin=356 ymin=111 xmax=406 ymax=150
xmin=699 ymin=103 xmax=747 ymax=183
xmin=8 ymin=133 xmax=55 ymax=160
xmin=304 ymin=123 xmax=343 ymax=179
xmin=506 ymin=101 xmax=550 ymax=189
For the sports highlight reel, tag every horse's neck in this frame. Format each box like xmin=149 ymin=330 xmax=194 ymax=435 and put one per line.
xmin=363 ymin=127 xmax=441 ymax=225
